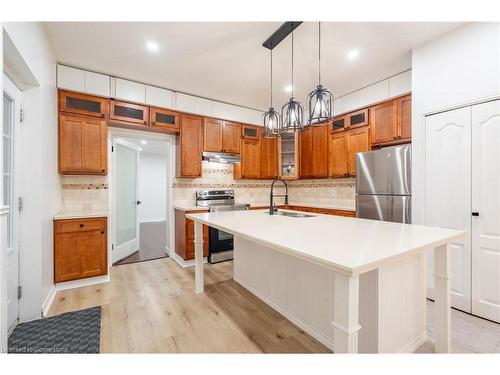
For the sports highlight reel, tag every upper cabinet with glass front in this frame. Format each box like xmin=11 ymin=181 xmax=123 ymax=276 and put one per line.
xmin=59 ymin=90 xmax=108 ymax=118
xmin=278 ymin=132 xmax=300 ymax=180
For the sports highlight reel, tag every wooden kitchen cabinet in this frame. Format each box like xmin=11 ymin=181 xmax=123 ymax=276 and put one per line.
xmin=370 ymin=94 xmax=411 ymax=146
xmin=59 ymin=90 xmax=108 ymax=118
xmin=109 ymin=100 xmax=149 ymax=127
xmin=222 ymin=121 xmax=241 ymax=153
xmin=177 ymin=114 xmax=203 ymax=177
xmin=331 ymin=108 xmax=368 ymax=133
xmin=329 ymin=125 xmax=370 ymax=178
xmin=278 ymin=132 xmax=300 ymax=180
xmin=300 ymin=124 xmax=329 ymax=178
xmin=58 ymin=114 xmax=107 ymax=175
xmin=174 ymin=209 xmax=208 ymax=261
xmin=203 ymin=118 xmax=241 ymax=153
xmin=328 ymin=131 xmax=348 ymax=178
xmin=240 ymin=126 xmax=261 ymax=179
xmin=54 ymin=217 xmax=108 ymax=283
xmin=397 ymin=94 xmax=412 ymax=141
xmin=150 ymin=107 xmax=180 ymax=133
xmin=260 ymin=136 xmax=278 ymax=179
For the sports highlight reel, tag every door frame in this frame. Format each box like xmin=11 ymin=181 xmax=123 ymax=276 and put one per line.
xmin=111 ymin=137 xmax=141 ymax=263
xmin=2 ymin=74 xmax=22 ymax=337
xmin=108 ymin=128 xmax=175 ymax=267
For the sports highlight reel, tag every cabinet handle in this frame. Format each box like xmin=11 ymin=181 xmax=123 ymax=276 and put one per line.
xmin=101 ymin=231 xmax=105 ymax=234
xmin=101 ymin=169 xmax=105 ymax=172
xmin=472 ymin=212 xmax=479 ymax=216
xmin=80 ymin=224 xmax=84 ymax=228
xmin=144 ymin=120 xmax=147 ymax=125
xmin=100 ymin=114 xmax=105 ymax=118
xmin=393 ymin=136 xmax=397 ymax=140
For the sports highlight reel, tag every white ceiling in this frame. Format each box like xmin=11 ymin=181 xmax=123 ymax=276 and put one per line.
xmin=44 ymin=22 xmax=464 ymax=111
xmin=121 ymin=137 xmax=168 ymax=157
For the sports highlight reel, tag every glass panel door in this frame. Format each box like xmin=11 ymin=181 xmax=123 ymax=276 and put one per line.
xmin=113 ymin=139 xmax=140 ymax=262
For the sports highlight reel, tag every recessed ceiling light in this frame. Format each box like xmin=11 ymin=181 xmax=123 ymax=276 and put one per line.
xmin=347 ymin=49 xmax=360 ymax=60
xmin=284 ymin=85 xmax=293 ymax=93
xmin=141 ymin=140 xmax=147 ymax=145
xmin=146 ymin=41 xmax=159 ymax=53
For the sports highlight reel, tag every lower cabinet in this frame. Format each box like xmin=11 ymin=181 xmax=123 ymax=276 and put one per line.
xmin=281 ymin=205 xmax=355 ymax=217
xmin=174 ymin=209 xmax=208 ymax=261
xmin=54 ymin=217 xmax=108 ymax=283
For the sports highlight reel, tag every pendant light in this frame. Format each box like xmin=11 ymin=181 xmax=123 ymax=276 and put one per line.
xmin=281 ymin=30 xmax=304 ymax=133
xmin=307 ymin=22 xmax=333 ymax=125
xmin=263 ymin=49 xmax=281 ymax=137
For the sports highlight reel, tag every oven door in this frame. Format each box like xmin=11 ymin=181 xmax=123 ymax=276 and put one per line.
xmin=209 ymin=227 xmax=233 ymax=252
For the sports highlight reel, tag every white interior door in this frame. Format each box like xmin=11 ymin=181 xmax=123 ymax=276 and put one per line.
xmin=471 ymin=99 xmax=500 ymax=322
xmin=113 ymin=138 xmax=140 ymax=263
xmin=3 ymin=75 xmax=21 ymax=331
xmin=425 ymin=107 xmax=472 ymax=312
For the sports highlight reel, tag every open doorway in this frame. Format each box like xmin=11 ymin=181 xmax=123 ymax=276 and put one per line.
xmin=111 ymin=135 xmax=171 ymax=266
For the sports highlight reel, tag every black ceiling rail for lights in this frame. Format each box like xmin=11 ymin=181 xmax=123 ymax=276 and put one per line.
xmin=263 ymin=21 xmax=303 ymax=50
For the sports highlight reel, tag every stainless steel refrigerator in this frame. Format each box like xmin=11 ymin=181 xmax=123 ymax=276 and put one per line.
xmin=355 ymin=144 xmax=411 ymax=223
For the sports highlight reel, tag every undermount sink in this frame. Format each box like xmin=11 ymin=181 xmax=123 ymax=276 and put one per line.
xmin=268 ymin=211 xmax=315 ymax=218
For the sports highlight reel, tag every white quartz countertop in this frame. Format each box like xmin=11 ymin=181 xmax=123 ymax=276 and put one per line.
xmin=54 ymin=210 xmax=109 ymax=220
xmin=186 ymin=210 xmax=465 ymax=276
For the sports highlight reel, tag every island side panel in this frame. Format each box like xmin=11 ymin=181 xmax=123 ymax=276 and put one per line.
xmin=433 ymin=243 xmax=452 ymax=353
xmin=233 ymin=236 xmax=379 ymax=353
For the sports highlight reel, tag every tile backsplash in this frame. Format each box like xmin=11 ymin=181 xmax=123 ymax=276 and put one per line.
xmin=173 ymin=161 xmax=355 ymax=207
xmin=60 ymin=162 xmax=355 ymax=212
xmin=61 ymin=175 xmax=108 ymax=211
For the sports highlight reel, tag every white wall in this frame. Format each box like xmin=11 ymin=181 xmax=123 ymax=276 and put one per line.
xmin=412 ymin=22 xmax=500 ymax=225
xmin=138 ymin=153 xmax=167 ymax=222
xmin=2 ymin=22 xmax=60 ymax=324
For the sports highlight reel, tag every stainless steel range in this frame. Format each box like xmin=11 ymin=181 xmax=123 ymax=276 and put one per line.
xmin=196 ymin=189 xmax=249 ymax=263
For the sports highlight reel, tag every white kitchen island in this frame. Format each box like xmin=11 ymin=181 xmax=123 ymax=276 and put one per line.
xmin=186 ymin=210 xmax=465 ymax=353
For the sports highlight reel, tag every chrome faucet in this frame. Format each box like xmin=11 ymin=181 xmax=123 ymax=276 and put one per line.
xmin=269 ymin=178 xmax=289 ymax=215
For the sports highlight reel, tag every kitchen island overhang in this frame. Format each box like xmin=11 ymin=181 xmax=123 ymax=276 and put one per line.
xmin=186 ymin=210 xmax=465 ymax=353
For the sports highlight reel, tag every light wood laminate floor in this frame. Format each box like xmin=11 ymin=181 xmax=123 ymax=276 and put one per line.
xmin=48 ymin=258 xmax=500 ymax=353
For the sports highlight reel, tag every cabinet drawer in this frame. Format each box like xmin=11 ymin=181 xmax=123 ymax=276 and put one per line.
xmin=55 ymin=218 xmax=107 ymax=233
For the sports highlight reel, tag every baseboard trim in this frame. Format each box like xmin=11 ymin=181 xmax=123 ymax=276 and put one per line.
xmin=400 ymin=331 xmax=428 ymax=353
xmin=171 ymin=252 xmax=207 ymax=268
xmin=55 ymin=274 xmax=110 ymax=292
xmin=234 ymin=276 xmax=335 ymax=352
xmin=41 ymin=285 xmax=57 ymax=317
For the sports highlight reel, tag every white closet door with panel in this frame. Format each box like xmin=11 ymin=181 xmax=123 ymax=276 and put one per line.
xmin=425 ymin=107 xmax=472 ymax=312
xmin=471 ymin=99 xmax=500 ymax=322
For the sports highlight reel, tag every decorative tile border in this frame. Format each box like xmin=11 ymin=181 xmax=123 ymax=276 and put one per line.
xmin=172 ymin=180 xmax=355 ymax=189
xmin=62 ymin=183 xmax=108 ymax=190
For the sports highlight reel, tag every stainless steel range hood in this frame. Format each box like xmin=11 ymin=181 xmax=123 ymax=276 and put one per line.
xmin=202 ymin=152 xmax=240 ymax=164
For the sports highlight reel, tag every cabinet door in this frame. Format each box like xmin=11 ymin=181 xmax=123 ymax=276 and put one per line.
xmin=59 ymin=114 xmax=107 ymax=175
xmin=242 ymin=125 xmax=260 ymax=140
xmin=347 ymin=126 xmax=370 ymax=176
xmin=331 ymin=115 xmax=347 ymax=133
xmin=85 ymin=71 xmax=111 ymax=97
xmin=299 ymin=126 xmax=313 ymax=178
xmin=347 ymin=108 xmax=369 ymax=129
xmin=57 ymin=65 xmax=85 ymax=92
xmin=178 ymin=114 xmax=203 ymax=177
xmin=471 ymin=99 xmax=500 ymax=323
xmin=241 ymin=130 xmax=261 ymax=179
xmin=328 ymin=132 xmax=348 ymax=178
xmin=79 ymin=230 xmax=108 ymax=279
xmin=150 ymin=107 xmax=180 ymax=133
xmin=312 ymin=124 xmax=329 ymax=177
xmin=114 ymin=78 xmax=146 ymax=103
xmin=260 ymin=136 xmax=278 ymax=179
xmin=203 ymin=118 xmax=223 ymax=152
xmin=370 ymin=99 xmax=398 ymax=145
xmin=425 ymin=107 xmax=471 ymax=312
xmin=59 ymin=90 xmax=108 ymax=118
xmin=397 ymin=95 xmax=412 ymax=141
xmin=109 ymin=100 xmax=149 ymax=126
xmin=223 ymin=121 xmax=241 ymax=153
xmin=54 ymin=232 xmax=82 ymax=282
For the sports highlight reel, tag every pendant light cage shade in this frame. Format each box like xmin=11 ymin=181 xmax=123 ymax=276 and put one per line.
xmin=307 ymin=84 xmax=334 ymax=125
xmin=263 ymin=107 xmax=282 ymax=137
xmin=281 ymin=97 xmax=304 ymax=133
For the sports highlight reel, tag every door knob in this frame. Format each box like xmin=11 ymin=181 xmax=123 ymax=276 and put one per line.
xmin=137 ymin=201 xmax=142 ymax=205
xmin=472 ymin=212 xmax=479 ymax=216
